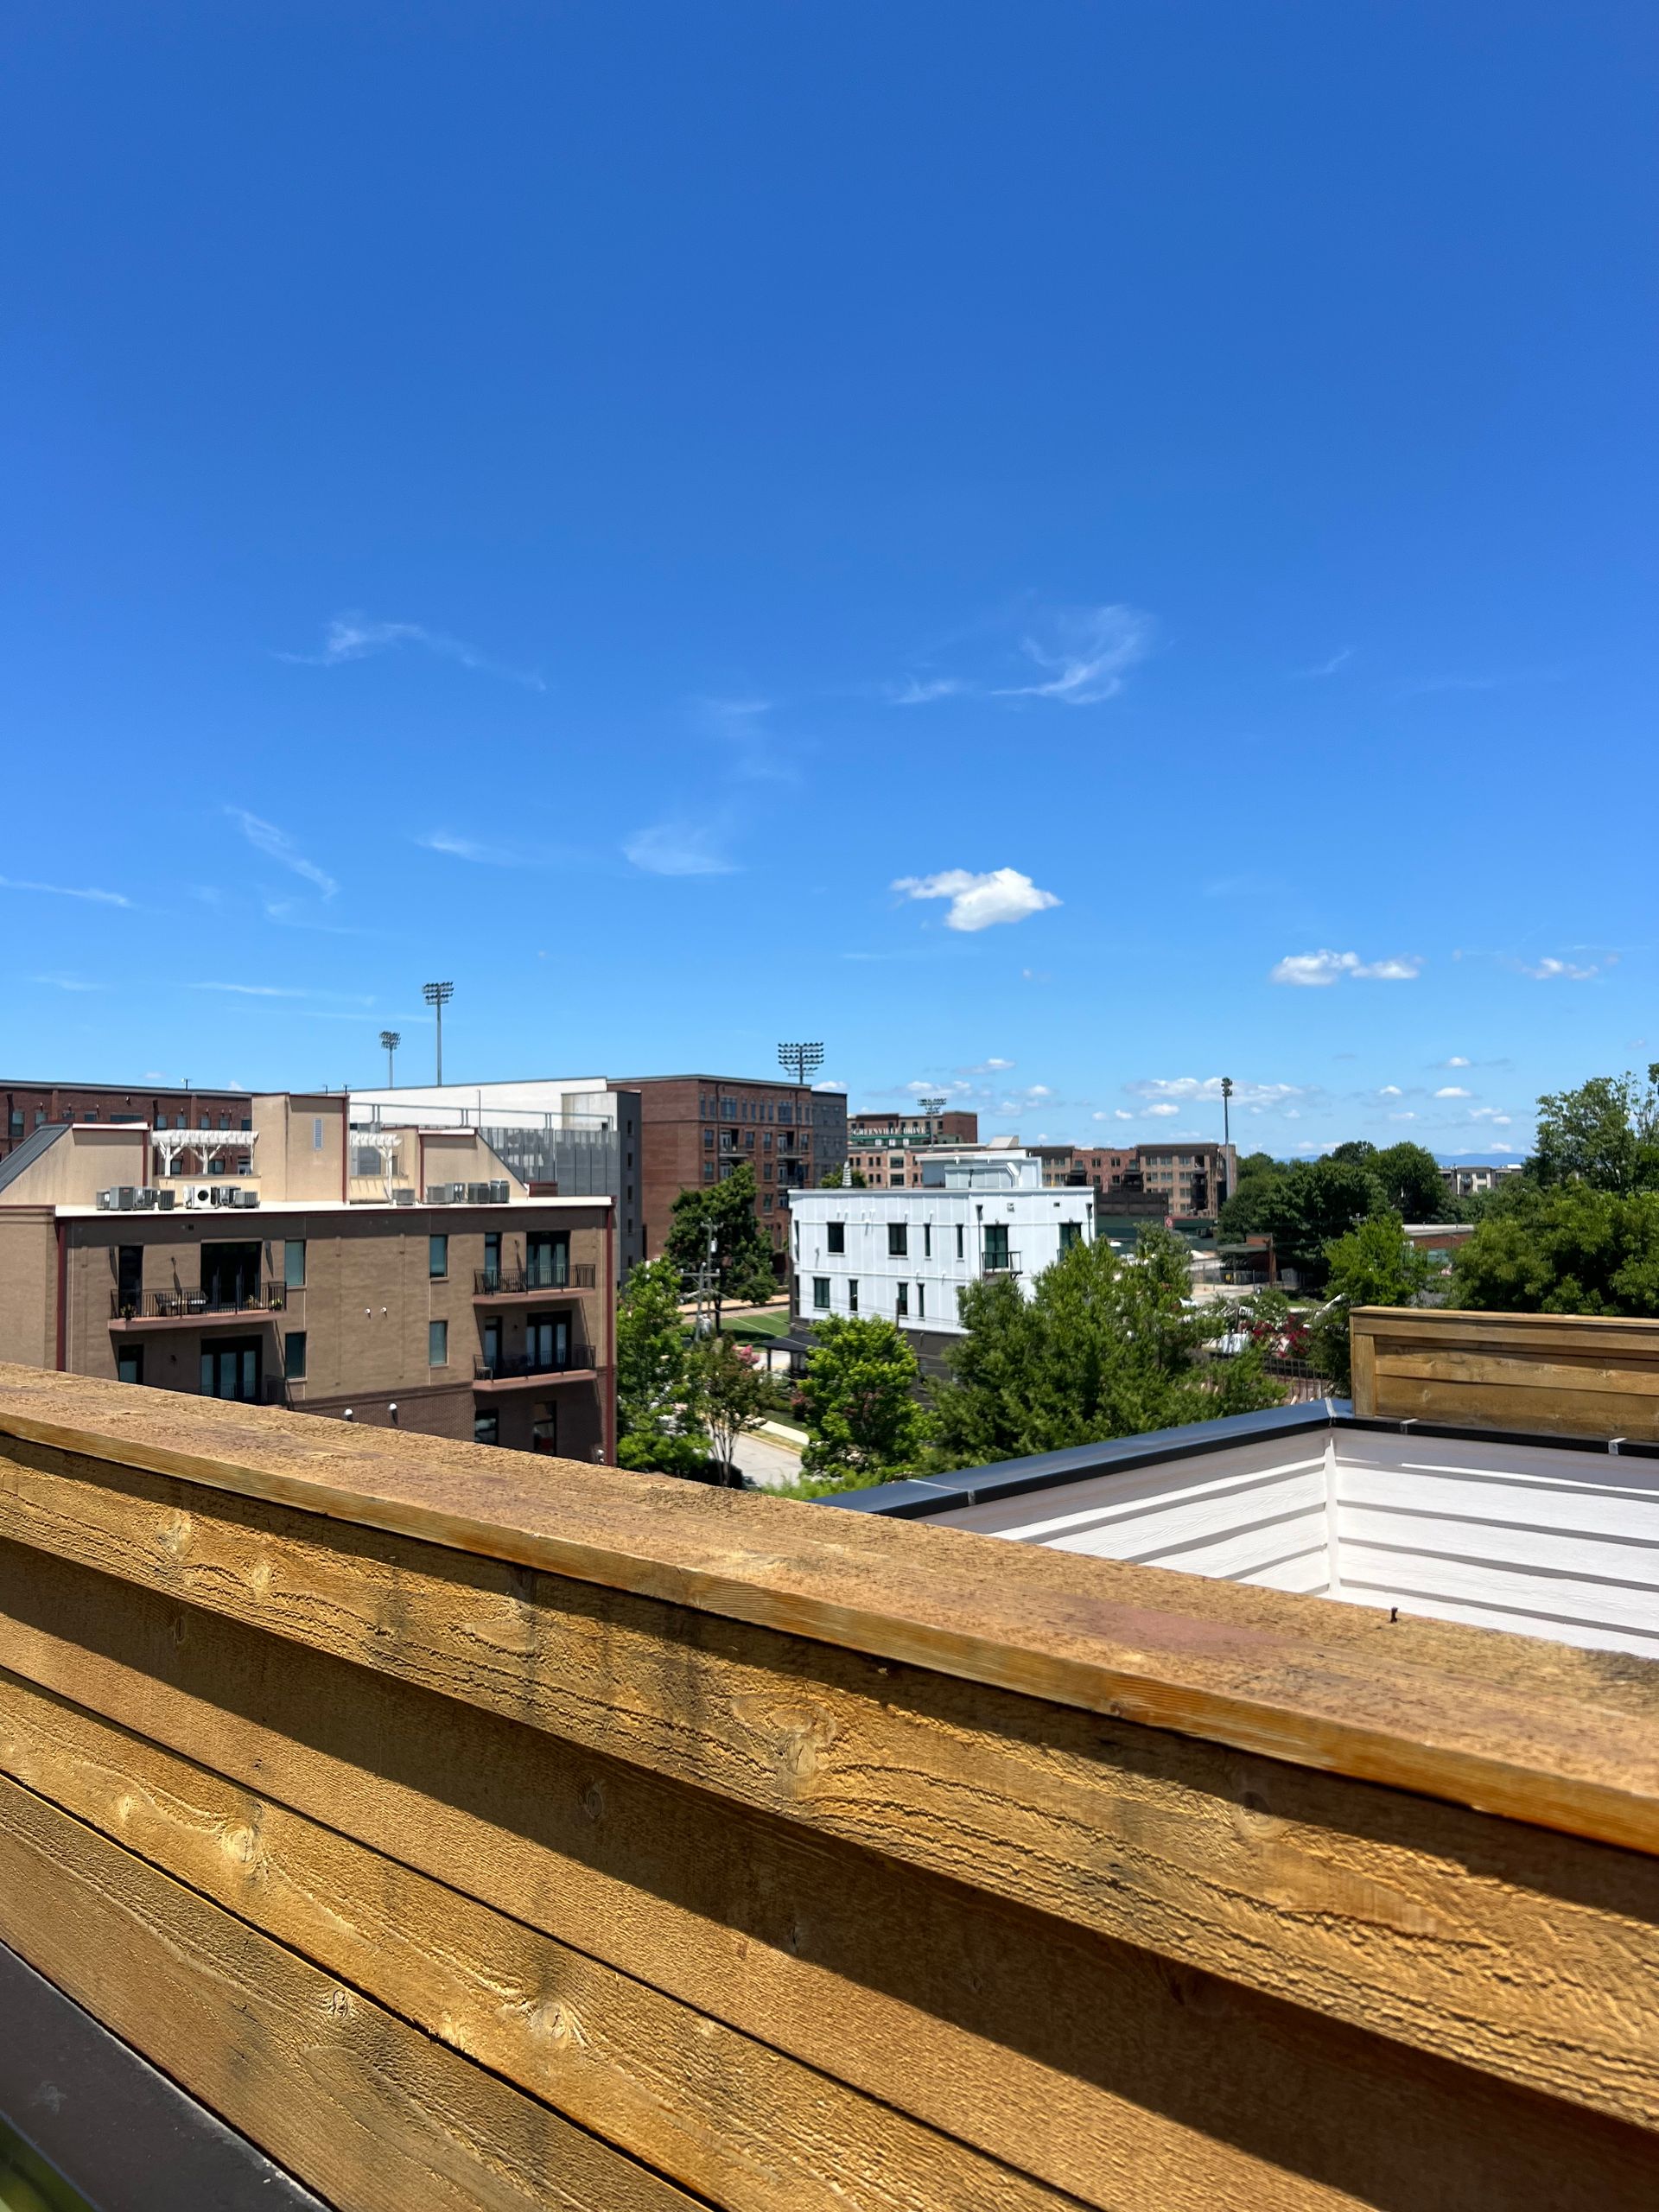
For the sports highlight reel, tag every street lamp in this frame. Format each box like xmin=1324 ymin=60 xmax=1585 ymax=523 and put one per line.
xmin=422 ymin=982 xmax=454 ymax=1084
xmin=1221 ymin=1076 xmax=1233 ymax=1148
xmin=379 ymin=1030 xmax=401 ymax=1086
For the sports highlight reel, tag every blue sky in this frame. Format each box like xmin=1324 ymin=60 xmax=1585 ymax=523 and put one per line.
xmin=3 ymin=4 xmax=1655 ymax=1160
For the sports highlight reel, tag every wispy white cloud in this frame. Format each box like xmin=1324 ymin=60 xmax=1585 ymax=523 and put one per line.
xmin=0 ymin=874 xmax=131 ymax=907
xmin=893 ymin=866 xmax=1060 ymax=932
xmin=1294 ymin=647 xmax=1353 ymax=679
xmin=1434 ymin=1085 xmax=1473 ymax=1099
xmin=1522 ymin=956 xmax=1599 ymax=982
xmin=1094 ymin=1109 xmax=1137 ymax=1123
xmin=1270 ymin=950 xmax=1422 ymax=986
xmin=1143 ymin=1103 xmax=1181 ymax=1117
xmin=228 ymin=810 xmax=337 ymax=899
xmin=280 ymin=613 xmax=545 ymax=691
xmin=700 ymin=696 xmax=798 ymax=783
xmin=963 ymin=1057 xmax=1015 ymax=1074
xmin=624 ymin=822 xmax=738 ymax=877
xmin=886 ymin=676 xmax=970 ymax=706
xmin=1378 ymin=1084 xmax=1403 ymax=1096
xmin=1443 ymin=1055 xmax=1471 ymax=1067
xmin=32 ymin=973 xmax=106 ymax=991
xmin=417 ymin=832 xmax=518 ymax=865
xmin=1468 ymin=1107 xmax=1513 ymax=1123
xmin=996 ymin=603 xmax=1153 ymax=706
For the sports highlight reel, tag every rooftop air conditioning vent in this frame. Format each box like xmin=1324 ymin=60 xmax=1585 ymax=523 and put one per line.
xmin=157 ymin=1189 xmax=176 ymax=1211
xmin=424 ymin=1185 xmax=451 ymax=1205
xmin=391 ymin=1186 xmax=416 ymax=1205
xmin=95 ymin=1189 xmax=118 ymax=1211
xmin=240 ymin=1191 xmax=260 ymax=1209
xmin=488 ymin=1179 xmax=508 ymax=1205
xmin=186 ymin=1185 xmax=213 ymax=1207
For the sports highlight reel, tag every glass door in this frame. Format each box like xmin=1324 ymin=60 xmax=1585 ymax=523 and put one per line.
xmin=525 ymin=1315 xmax=570 ymax=1372
xmin=200 ymin=1338 xmax=261 ymax=1402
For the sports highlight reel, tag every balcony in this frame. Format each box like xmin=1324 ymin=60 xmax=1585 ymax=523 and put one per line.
xmin=111 ymin=1287 xmax=288 ymax=1324
xmin=473 ymin=1263 xmax=596 ymax=1298
xmin=980 ymin=1249 xmax=1021 ymax=1277
xmin=473 ymin=1347 xmax=597 ymax=1388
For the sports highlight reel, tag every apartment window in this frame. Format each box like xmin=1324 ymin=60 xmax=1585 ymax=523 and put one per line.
xmin=916 ymin=1282 xmax=925 ymax=1319
xmin=848 ymin=1279 xmax=859 ymax=1313
xmin=1059 ymin=1220 xmax=1082 ymax=1251
xmin=895 ymin=1281 xmax=909 ymax=1319
xmin=482 ymin=1230 xmax=501 ymax=1287
xmin=284 ymin=1239 xmax=307 ymax=1289
xmin=887 ymin=1223 xmax=908 ymax=1257
xmin=240 ymin=1117 xmax=252 ymax=1132
xmin=763 ymin=1132 xmax=772 ymax=1151
xmin=890 ymin=1157 xmax=905 ymax=1172
xmin=955 ymin=1224 xmax=964 ymax=1260
xmin=33 ymin=1109 xmax=45 ymax=1128
xmin=83 ymin=1109 xmax=99 ymax=1122
xmin=6 ymin=1110 xmax=21 ymax=1139
xmin=474 ymin=1410 xmax=500 ymax=1446
xmin=219 ymin=1114 xmax=232 ymax=1131
xmin=312 ymin=1116 xmax=324 ymax=1151
xmin=155 ymin=1114 xmax=169 ymax=1131
xmin=763 ymin=1194 xmax=773 ymax=1211
xmin=923 ymin=1224 xmax=931 ymax=1258
xmin=117 ymin=1247 xmax=143 ymax=1318
xmin=429 ymin=1234 xmax=448 ymax=1280
xmin=201 ymin=1340 xmax=261 ymax=1402
xmin=526 ymin=1231 xmax=569 ymax=1288
xmin=531 ymin=1405 xmax=559 ymax=1455
xmin=429 ymin=1319 xmax=448 ymax=1368
xmin=284 ymin=1330 xmax=308 ymax=1381
xmin=762 ymin=1162 xmax=773 ymax=1183
xmin=117 ymin=1346 xmax=144 ymax=1387
xmin=826 ymin=1222 xmax=845 ymax=1255
xmin=703 ymin=1128 xmax=715 ymax=1149
xmin=813 ymin=1277 xmax=831 ymax=1310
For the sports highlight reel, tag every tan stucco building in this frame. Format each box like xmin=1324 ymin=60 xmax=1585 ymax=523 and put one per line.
xmin=0 ymin=1092 xmax=613 ymax=1461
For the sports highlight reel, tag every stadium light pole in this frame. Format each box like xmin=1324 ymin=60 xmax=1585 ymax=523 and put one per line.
xmin=379 ymin=1030 xmax=401 ymax=1087
xmin=1221 ymin=1075 xmax=1234 ymax=1148
xmin=778 ymin=1042 xmax=824 ymax=1186
xmin=422 ymin=982 xmax=454 ymax=1084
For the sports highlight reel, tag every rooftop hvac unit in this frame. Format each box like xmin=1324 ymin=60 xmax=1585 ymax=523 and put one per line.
xmin=391 ymin=1187 xmax=416 ymax=1205
xmin=157 ymin=1189 xmax=176 ymax=1211
xmin=490 ymin=1179 xmax=509 ymax=1204
xmin=424 ymin=1184 xmax=454 ymax=1205
xmin=240 ymin=1191 xmax=260 ymax=1209
xmin=185 ymin=1185 xmax=214 ymax=1208
xmin=95 ymin=1189 xmax=118 ymax=1211
xmin=465 ymin=1181 xmax=487 ymax=1205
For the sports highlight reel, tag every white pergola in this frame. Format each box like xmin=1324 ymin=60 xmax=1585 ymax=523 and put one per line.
xmin=150 ymin=1128 xmax=258 ymax=1179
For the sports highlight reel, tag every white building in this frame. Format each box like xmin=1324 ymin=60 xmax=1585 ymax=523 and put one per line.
xmin=787 ymin=1150 xmax=1095 ymax=1373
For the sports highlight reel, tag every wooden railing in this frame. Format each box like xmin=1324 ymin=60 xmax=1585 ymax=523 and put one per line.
xmin=0 ymin=1360 xmax=1656 ymax=2208
xmin=1351 ymin=1305 xmax=1659 ymax=1439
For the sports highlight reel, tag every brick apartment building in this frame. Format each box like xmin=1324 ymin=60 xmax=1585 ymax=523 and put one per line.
xmin=1 ymin=1078 xmax=250 ymax=1162
xmin=611 ymin=1074 xmax=849 ymax=1265
xmin=1034 ymin=1141 xmax=1239 ymax=1219
xmin=0 ymin=1093 xmax=614 ymax=1459
xmin=845 ymin=1109 xmax=980 ymax=1189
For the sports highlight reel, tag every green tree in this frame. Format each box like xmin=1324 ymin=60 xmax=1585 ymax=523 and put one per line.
xmin=1450 ymin=1185 xmax=1659 ymax=1315
xmin=1530 ymin=1068 xmax=1659 ymax=1195
xmin=613 ymin=1258 xmax=702 ymax=1474
xmin=817 ymin=1165 xmax=867 ymax=1188
xmin=1370 ymin=1141 xmax=1455 ymax=1222
xmin=687 ymin=1331 xmax=769 ymax=1479
xmin=1306 ymin=1213 xmax=1434 ymax=1395
xmin=798 ymin=1317 xmax=931 ymax=1484
xmin=1217 ymin=1151 xmax=1281 ymax=1239
xmin=927 ymin=1230 xmax=1282 ymax=1471
xmin=1255 ymin=1158 xmax=1384 ymax=1286
xmin=664 ymin=1162 xmax=777 ymax=1331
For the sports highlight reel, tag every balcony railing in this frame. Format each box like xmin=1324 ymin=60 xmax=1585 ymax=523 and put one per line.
xmin=980 ymin=1249 xmax=1021 ymax=1277
xmin=111 ymin=1286 xmax=288 ymax=1320
xmin=473 ymin=1263 xmax=596 ymax=1296
xmin=474 ymin=1347 xmax=596 ymax=1382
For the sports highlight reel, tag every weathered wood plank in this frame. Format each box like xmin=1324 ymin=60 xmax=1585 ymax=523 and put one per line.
xmin=7 ymin=1365 xmax=1659 ymax=1851
xmin=1376 ymin=1351 xmax=1659 ymax=1400
xmin=0 ymin=1663 xmax=1077 ymax=2212
xmin=0 ymin=1771 xmax=702 ymax=2212
xmin=4 ymin=1535 xmax=1659 ymax=2194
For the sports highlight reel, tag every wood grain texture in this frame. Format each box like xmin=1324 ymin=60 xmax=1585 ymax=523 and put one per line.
xmin=1352 ymin=1307 xmax=1659 ymax=1437
xmin=4 ymin=1376 xmax=1659 ymax=1860
xmin=0 ymin=1771 xmax=702 ymax=2212
xmin=4 ymin=1536 xmax=1659 ymax=2190
xmin=0 ymin=1664 xmax=1076 ymax=2212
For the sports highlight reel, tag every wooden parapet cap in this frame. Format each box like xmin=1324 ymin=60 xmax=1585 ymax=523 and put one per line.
xmin=3 ymin=1361 xmax=1659 ymax=1859
xmin=1351 ymin=1305 xmax=1659 ymax=1441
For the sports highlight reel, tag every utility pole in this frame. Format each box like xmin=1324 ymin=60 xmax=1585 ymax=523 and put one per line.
xmin=379 ymin=1030 xmax=401 ymax=1086
xmin=422 ymin=982 xmax=454 ymax=1084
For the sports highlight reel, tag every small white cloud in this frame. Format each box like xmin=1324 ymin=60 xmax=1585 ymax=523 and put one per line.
xmin=1434 ymin=1085 xmax=1473 ymax=1099
xmin=1388 ymin=1112 xmax=1417 ymax=1122
xmin=1468 ymin=1107 xmax=1513 ymax=1123
xmin=417 ymin=831 xmax=522 ymax=866
xmin=624 ymin=823 xmax=737 ymax=877
xmin=1144 ymin=1103 xmax=1181 ymax=1117
xmin=1024 ymin=1084 xmax=1052 ymax=1099
xmin=282 ymin=613 xmax=544 ymax=690
xmin=1094 ymin=1109 xmax=1137 ymax=1123
xmin=996 ymin=603 xmax=1153 ymax=706
xmin=32 ymin=972 xmax=106 ymax=991
xmin=1379 ymin=1084 xmax=1402 ymax=1096
xmin=1522 ymin=956 xmax=1599 ymax=982
xmin=893 ymin=867 xmax=1060 ymax=932
xmin=886 ymin=676 xmax=970 ymax=705
xmin=1445 ymin=1055 xmax=1471 ymax=1067
xmin=228 ymin=810 xmax=337 ymax=899
xmin=1270 ymin=950 xmax=1421 ymax=987
xmin=1127 ymin=1075 xmax=1303 ymax=1110
xmin=0 ymin=874 xmax=131 ymax=907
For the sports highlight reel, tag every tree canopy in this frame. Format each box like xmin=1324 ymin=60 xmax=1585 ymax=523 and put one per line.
xmin=664 ymin=1162 xmax=777 ymax=1327
xmin=1529 ymin=1067 xmax=1659 ymax=1196
xmin=797 ymin=1316 xmax=931 ymax=1486
xmin=1306 ymin=1213 xmax=1434 ymax=1394
xmin=927 ymin=1230 xmax=1282 ymax=1470
xmin=1451 ymin=1185 xmax=1659 ymax=1316
xmin=1253 ymin=1158 xmax=1388 ymax=1287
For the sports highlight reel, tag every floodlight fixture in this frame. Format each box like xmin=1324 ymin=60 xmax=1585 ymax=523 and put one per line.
xmin=422 ymin=982 xmax=454 ymax=1083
